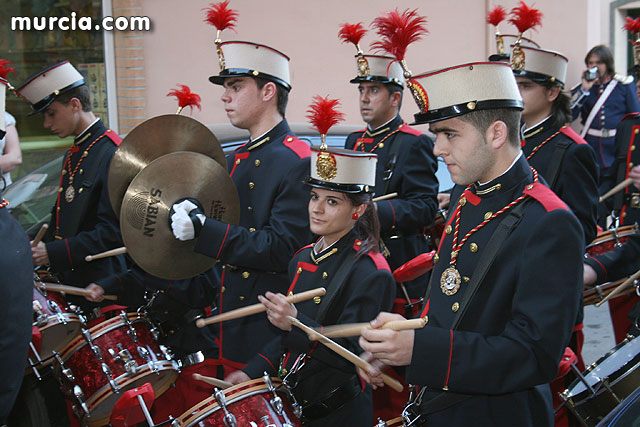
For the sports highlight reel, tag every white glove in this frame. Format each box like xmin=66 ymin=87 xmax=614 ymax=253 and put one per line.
xmin=171 ymin=200 xmax=205 ymax=241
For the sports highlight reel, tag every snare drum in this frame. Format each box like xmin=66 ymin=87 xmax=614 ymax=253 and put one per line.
xmin=586 ymin=224 xmax=639 ymax=256
xmin=29 ymin=282 xmax=83 ymax=368
xmin=561 ymin=335 xmax=640 ymax=426
xmin=55 ymin=311 xmax=179 ymax=426
xmin=173 ymin=377 xmax=301 ymax=427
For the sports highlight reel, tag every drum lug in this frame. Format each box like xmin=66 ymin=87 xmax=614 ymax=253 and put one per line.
xmin=109 ymin=345 xmax=138 ymax=375
xmin=81 ymin=329 xmax=103 ymax=360
xmin=137 ymin=345 xmax=159 ymax=374
xmin=150 ymin=326 xmax=161 ymax=341
xmin=260 ymin=415 xmax=278 ymax=427
xmin=73 ymin=385 xmax=91 ymax=416
xmin=48 ymin=299 xmax=68 ymax=325
xmin=120 ymin=311 xmax=139 ymax=343
xmin=213 ymin=388 xmax=237 ymax=427
xmin=101 ymin=362 xmax=121 ymax=393
xmin=376 ymin=419 xmax=389 ymax=427
xmin=159 ymin=344 xmax=174 ymax=361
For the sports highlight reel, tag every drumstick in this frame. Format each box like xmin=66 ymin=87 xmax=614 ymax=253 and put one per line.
xmin=192 ymin=373 xmax=232 ymax=389
xmin=195 ymin=287 xmax=327 ymax=328
xmin=372 ymin=192 xmax=398 ymax=203
xmin=308 ymin=318 xmax=427 ymax=340
xmin=288 ymin=316 xmax=403 ymax=392
xmin=38 ymin=282 xmax=118 ymax=301
xmin=595 ymin=268 xmax=640 ymax=307
xmin=31 ymin=224 xmax=48 ymax=247
xmin=599 ymin=178 xmax=633 ymax=203
xmin=85 ymin=247 xmax=127 ymax=262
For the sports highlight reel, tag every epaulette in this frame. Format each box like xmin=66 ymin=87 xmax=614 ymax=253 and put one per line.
xmin=559 ymin=126 xmax=587 ymax=145
xmin=294 ymin=243 xmax=313 ymax=257
xmin=353 ymin=240 xmax=391 ymax=271
xmin=399 ymin=123 xmax=423 ymax=136
xmin=105 ymin=129 xmax=122 ymax=146
xmin=614 ymin=73 xmax=634 ymax=85
xmin=523 ymin=181 xmax=569 ymax=212
xmin=621 ymin=112 xmax=640 ymax=122
xmin=283 ymin=135 xmax=311 ymax=159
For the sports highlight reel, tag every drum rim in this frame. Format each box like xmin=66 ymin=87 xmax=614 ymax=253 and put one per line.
xmin=586 ymin=224 xmax=639 ymax=248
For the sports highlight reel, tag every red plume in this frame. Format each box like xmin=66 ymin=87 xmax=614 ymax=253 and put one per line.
xmin=204 ymin=1 xmax=238 ymax=32
xmin=509 ymin=1 xmax=542 ymax=34
xmin=338 ymin=22 xmax=367 ymax=47
xmin=624 ymin=16 xmax=640 ymax=34
xmin=487 ymin=5 xmax=507 ymax=27
xmin=306 ymin=96 xmax=345 ymax=135
xmin=370 ymin=8 xmax=428 ymax=61
xmin=167 ymin=85 xmax=202 ymax=111
xmin=0 ymin=59 xmax=15 ymax=80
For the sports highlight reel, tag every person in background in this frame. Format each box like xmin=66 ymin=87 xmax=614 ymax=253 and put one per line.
xmin=0 ymin=111 xmax=21 ymax=187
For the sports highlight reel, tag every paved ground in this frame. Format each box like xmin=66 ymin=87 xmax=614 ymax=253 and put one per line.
xmin=582 ymin=303 xmax=618 ymax=366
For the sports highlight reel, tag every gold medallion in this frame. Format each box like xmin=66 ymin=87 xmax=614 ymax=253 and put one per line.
xmin=65 ymin=185 xmax=75 ymax=203
xmin=440 ymin=266 xmax=461 ymax=296
xmin=316 ymin=151 xmax=337 ymax=180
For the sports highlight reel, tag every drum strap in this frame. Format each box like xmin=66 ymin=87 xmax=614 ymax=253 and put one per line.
xmin=315 ymin=250 xmax=356 ymax=324
xmin=545 ymin=139 xmax=571 ymax=190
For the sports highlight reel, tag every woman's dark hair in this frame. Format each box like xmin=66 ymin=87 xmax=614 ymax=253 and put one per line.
xmin=540 ymin=81 xmax=572 ymax=128
xmin=585 ymin=45 xmax=615 ymax=76
xmin=346 ymin=192 xmax=381 ymax=259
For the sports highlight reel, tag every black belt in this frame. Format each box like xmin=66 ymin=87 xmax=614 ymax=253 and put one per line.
xmin=302 ymin=375 xmax=362 ymax=420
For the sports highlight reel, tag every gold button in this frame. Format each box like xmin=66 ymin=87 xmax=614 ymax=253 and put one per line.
xmin=57 ymin=207 xmax=60 ymax=211
xmin=484 ymin=212 xmax=492 ymax=220
xmin=635 ymin=129 xmax=640 ymax=135
xmin=526 ymin=184 xmax=534 ymax=190
xmin=445 ymin=225 xmax=452 ymax=234
xmin=467 ymin=101 xmax=476 ymax=110
xmin=288 ymin=291 xmax=294 ymax=296
xmin=452 ymin=302 xmax=459 ymax=312
xmin=255 ymin=159 xmax=261 ymax=167
xmin=249 ymin=182 xmax=255 ymax=189
xmin=58 ymin=187 xmax=63 ymax=193
xmin=248 ymin=206 xmax=253 ymax=211
xmin=82 ymin=151 xmax=88 ymax=157
xmin=379 ymin=143 xmax=384 ymax=149
xmin=322 ymin=272 xmax=328 ymax=279
xmin=433 ymin=254 xmax=439 ymax=264
xmin=423 ymin=315 xmax=428 ymax=324
xmin=313 ymin=296 xmax=322 ymax=304
xmin=62 ymin=169 xmax=67 ymax=175
xmin=632 ymin=145 xmax=637 ymax=151
xmin=79 ymin=169 xmax=84 ymax=175
xmin=78 ymin=188 xmax=83 ymax=193
xmin=630 ymin=162 xmax=634 ymax=168
xmin=463 ymin=276 xmax=470 ymax=283
xmin=470 ymin=243 xmax=478 ymax=253
xmin=242 ymin=271 xmax=250 ymax=279
xmin=252 ymin=70 xmax=259 ymax=76
xmin=287 ymin=137 xmax=293 ymax=142
xmin=239 ymin=295 xmax=245 ymax=300
xmin=623 ymin=212 xmax=627 ymax=218
xmin=249 ymin=227 xmax=256 ymax=232
xmin=169 ymin=330 xmax=175 ymax=334
xmin=356 ymin=241 xmax=362 ymax=246
xmin=235 ymin=159 xmax=241 ymax=165
xmin=280 ymin=368 xmax=288 ymax=375
xmin=459 ymin=197 xmax=466 ymax=206
xmin=164 ymin=310 xmax=169 ymax=315
xmin=297 ymin=267 xmax=302 ymax=274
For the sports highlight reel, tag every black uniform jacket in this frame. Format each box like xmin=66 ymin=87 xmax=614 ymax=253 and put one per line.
xmin=0 ymin=205 xmax=34 ymax=423
xmin=44 ymin=119 xmax=126 ymax=286
xmin=96 ymin=266 xmax=219 ymax=360
xmin=243 ymin=228 xmax=395 ymax=424
xmin=407 ymin=156 xmax=584 ymax=427
xmin=522 ymin=118 xmax=599 ymax=244
xmin=194 ymin=120 xmax=313 ymax=367
xmin=345 ymin=115 xmax=439 ymax=296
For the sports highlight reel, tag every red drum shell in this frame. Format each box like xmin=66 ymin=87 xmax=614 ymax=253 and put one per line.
xmin=586 ymin=225 xmax=639 ymax=256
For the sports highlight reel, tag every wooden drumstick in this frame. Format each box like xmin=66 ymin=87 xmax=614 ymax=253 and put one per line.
xmin=31 ymin=224 xmax=48 ymax=247
xmin=85 ymin=247 xmax=127 ymax=262
xmin=38 ymin=282 xmax=118 ymax=301
xmin=195 ymin=287 xmax=327 ymax=328
xmin=308 ymin=318 xmax=427 ymax=340
xmin=599 ymin=178 xmax=633 ymax=203
xmin=372 ymin=192 xmax=398 ymax=203
xmin=595 ymin=268 xmax=640 ymax=307
xmin=288 ymin=316 xmax=403 ymax=392
xmin=192 ymin=373 xmax=232 ymax=389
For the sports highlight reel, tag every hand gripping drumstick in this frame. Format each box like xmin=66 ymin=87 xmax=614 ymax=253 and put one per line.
xmin=31 ymin=224 xmax=48 ymax=247
xmin=372 ymin=192 xmax=397 ymax=203
xmin=195 ymin=287 xmax=327 ymax=328
xmin=595 ymin=267 xmax=640 ymax=307
xmin=85 ymin=247 xmax=127 ymax=262
xmin=288 ymin=316 xmax=403 ymax=392
xmin=599 ymin=178 xmax=633 ymax=203
xmin=192 ymin=373 xmax=233 ymax=389
xmin=38 ymin=282 xmax=118 ymax=301
xmin=308 ymin=318 xmax=427 ymax=340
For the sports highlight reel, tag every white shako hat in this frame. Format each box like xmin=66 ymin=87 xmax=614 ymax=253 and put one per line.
xmin=16 ymin=61 xmax=85 ymax=114
xmin=489 ymin=34 xmax=540 ymax=62
xmin=307 ymin=146 xmax=377 ymax=194
xmin=349 ymin=54 xmax=405 ymax=88
xmin=511 ymin=46 xmax=568 ymax=87
xmin=209 ymin=41 xmax=292 ymax=90
xmin=0 ymin=78 xmax=6 ymax=138
xmin=410 ymin=61 xmax=523 ymax=124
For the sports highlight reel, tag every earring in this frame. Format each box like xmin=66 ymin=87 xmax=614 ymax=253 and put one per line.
xmin=352 ymin=212 xmax=359 ymax=220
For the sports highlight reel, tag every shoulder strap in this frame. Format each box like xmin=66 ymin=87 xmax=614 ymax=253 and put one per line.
xmin=382 ymin=129 xmax=405 ymax=195
xmin=580 ymin=80 xmax=618 ymax=138
xmin=315 ymin=249 xmax=357 ymax=324
xmin=545 ymin=139 xmax=571 ymax=189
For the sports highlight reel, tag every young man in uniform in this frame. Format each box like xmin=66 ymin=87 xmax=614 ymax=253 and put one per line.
xmin=344 ymin=54 xmax=439 ymax=311
xmin=17 ymin=61 xmax=125 ymax=296
xmin=171 ymin=40 xmax=312 ymax=376
xmin=359 ymin=62 xmax=584 ymax=426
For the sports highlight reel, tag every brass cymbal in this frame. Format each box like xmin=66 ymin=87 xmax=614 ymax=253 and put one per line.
xmin=109 ymin=115 xmax=226 ymax=217
xmin=120 ymin=151 xmax=239 ymax=280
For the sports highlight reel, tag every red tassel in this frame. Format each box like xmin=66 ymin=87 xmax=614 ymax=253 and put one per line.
xmin=167 ymin=84 xmax=202 ymax=111
xmin=624 ymin=16 xmax=640 ymax=34
xmin=0 ymin=59 xmax=15 ymax=80
xmin=306 ymin=96 xmax=345 ymax=136
xmin=487 ymin=5 xmax=507 ymax=27
xmin=370 ymin=8 xmax=428 ymax=61
xmin=203 ymin=0 xmax=238 ymax=32
xmin=508 ymin=1 xmax=542 ymax=34
xmin=338 ymin=22 xmax=367 ymax=47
